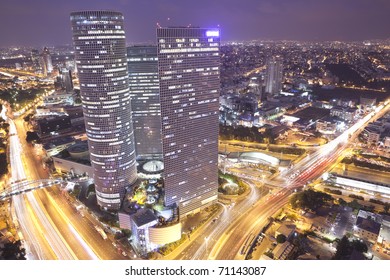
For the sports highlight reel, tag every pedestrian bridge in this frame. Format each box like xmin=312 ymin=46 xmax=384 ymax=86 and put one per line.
xmin=0 ymin=178 xmax=64 ymax=200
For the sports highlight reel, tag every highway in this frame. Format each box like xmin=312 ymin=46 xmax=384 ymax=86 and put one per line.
xmin=172 ymin=179 xmax=263 ymax=260
xmin=2 ymin=100 xmax=130 ymax=260
xmin=12 ymin=113 xmax=126 ymax=260
xmin=4 ymin=104 xmax=94 ymax=259
xmin=3 ymin=104 xmax=73 ymax=259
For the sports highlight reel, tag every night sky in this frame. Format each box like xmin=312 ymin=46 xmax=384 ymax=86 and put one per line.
xmin=1 ymin=0 xmax=389 ymax=47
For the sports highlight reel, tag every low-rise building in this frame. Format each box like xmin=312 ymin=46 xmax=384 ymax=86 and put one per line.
xmin=130 ymin=208 xmax=159 ymax=255
xmin=273 ymin=241 xmax=294 ymax=260
xmin=330 ymin=106 xmax=357 ymax=122
xmin=360 ymin=97 xmax=376 ymax=110
xmin=128 ymin=208 xmax=182 ymax=256
xmin=275 ymin=224 xmax=296 ymax=240
xmin=316 ymin=118 xmax=337 ymax=135
xmin=362 ymin=127 xmax=381 ymax=144
xmin=384 ymin=136 xmax=390 ymax=151
xmin=52 ymin=141 xmax=92 ymax=176
xmin=35 ymin=114 xmax=72 ymax=137
xmin=354 ymin=210 xmax=382 ymax=244
xmin=43 ymin=136 xmax=76 ymax=157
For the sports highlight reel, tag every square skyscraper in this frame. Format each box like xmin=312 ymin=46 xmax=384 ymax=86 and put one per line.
xmin=157 ymin=27 xmax=220 ymax=217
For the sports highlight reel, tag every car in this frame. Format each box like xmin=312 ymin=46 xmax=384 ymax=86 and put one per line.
xmin=122 ymin=251 xmax=127 ymax=257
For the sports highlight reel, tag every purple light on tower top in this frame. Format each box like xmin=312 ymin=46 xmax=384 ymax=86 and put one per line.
xmin=206 ymin=30 xmax=220 ymax=37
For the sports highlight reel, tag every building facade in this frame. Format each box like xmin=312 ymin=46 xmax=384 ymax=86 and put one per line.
xmin=42 ymin=47 xmax=53 ymax=75
xmin=157 ymin=27 xmax=220 ymax=217
xmin=57 ymin=68 xmax=74 ymax=93
xmin=70 ymin=11 xmax=137 ymax=210
xmin=265 ymin=56 xmax=283 ymax=96
xmin=127 ymin=46 xmax=162 ymax=159
xmin=31 ymin=49 xmax=41 ymax=73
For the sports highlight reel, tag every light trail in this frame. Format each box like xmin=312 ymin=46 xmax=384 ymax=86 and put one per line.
xmin=3 ymin=104 xmax=77 ymax=260
xmin=191 ymin=180 xmax=261 ymax=260
xmin=68 ymin=225 xmax=99 ymax=260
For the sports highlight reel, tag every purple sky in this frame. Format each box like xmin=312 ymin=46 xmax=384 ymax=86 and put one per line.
xmin=1 ymin=0 xmax=389 ymax=47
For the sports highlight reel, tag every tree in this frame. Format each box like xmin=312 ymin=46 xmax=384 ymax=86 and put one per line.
xmin=338 ymin=198 xmax=347 ymax=206
xmin=26 ymin=131 xmax=40 ymax=143
xmin=333 ymin=236 xmax=351 ymax=260
xmin=351 ymin=240 xmax=368 ymax=254
xmin=121 ymin=229 xmax=131 ymax=238
xmin=276 ymin=234 xmax=287 ymax=244
xmin=290 ymin=189 xmax=333 ymax=212
xmin=333 ymin=235 xmax=367 ymax=260
xmin=23 ymin=114 xmax=33 ymax=122
xmin=0 ymin=240 xmax=26 ymax=260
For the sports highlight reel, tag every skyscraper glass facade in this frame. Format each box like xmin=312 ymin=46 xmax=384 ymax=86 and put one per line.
xmin=70 ymin=11 xmax=137 ymax=210
xmin=265 ymin=56 xmax=283 ymax=96
xmin=127 ymin=46 xmax=162 ymax=159
xmin=156 ymin=27 xmax=220 ymax=217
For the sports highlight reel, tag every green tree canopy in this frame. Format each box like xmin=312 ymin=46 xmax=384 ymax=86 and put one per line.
xmin=276 ymin=234 xmax=287 ymax=244
xmin=290 ymin=189 xmax=333 ymax=211
xmin=0 ymin=240 xmax=26 ymax=260
xmin=333 ymin=236 xmax=367 ymax=260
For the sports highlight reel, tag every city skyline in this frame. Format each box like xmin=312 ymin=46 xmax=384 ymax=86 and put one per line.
xmin=1 ymin=3 xmax=390 ymax=264
xmin=1 ymin=0 xmax=390 ymax=47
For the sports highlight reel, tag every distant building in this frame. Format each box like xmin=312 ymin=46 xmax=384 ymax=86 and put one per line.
xmin=31 ymin=49 xmax=41 ymax=73
xmin=275 ymin=224 xmax=296 ymax=240
xmin=316 ymin=118 xmax=337 ymax=135
xmin=256 ymin=105 xmax=283 ymax=121
xmin=330 ymin=106 xmax=357 ymax=122
xmin=42 ymin=47 xmax=53 ymax=75
xmin=130 ymin=209 xmax=159 ymax=255
xmin=43 ymin=92 xmax=73 ymax=107
xmin=362 ymin=127 xmax=381 ymax=144
xmin=220 ymin=94 xmax=240 ymax=111
xmin=360 ymin=97 xmax=376 ymax=110
xmin=265 ymin=56 xmax=283 ymax=97
xmin=122 ymin=208 xmax=181 ymax=255
xmin=55 ymin=68 xmax=74 ymax=93
xmin=53 ymin=154 xmax=93 ymax=177
xmin=64 ymin=106 xmax=84 ymax=125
